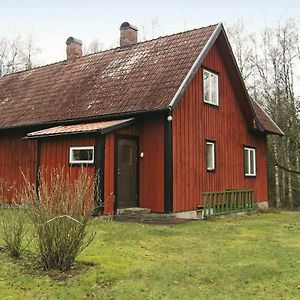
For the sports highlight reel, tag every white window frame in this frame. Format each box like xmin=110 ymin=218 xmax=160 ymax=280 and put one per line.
xmin=244 ymin=147 xmax=256 ymax=176
xmin=206 ymin=141 xmax=215 ymax=171
xmin=69 ymin=146 xmax=94 ymax=164
xmin=203 ymin=69 xmax=219 ymax=106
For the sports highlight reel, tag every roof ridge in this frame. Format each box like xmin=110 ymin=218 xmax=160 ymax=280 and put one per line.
xmin=0 ymin=23 xmax=219 ymax=79
xmin=119 ymin=23 xmax=219 ymax=50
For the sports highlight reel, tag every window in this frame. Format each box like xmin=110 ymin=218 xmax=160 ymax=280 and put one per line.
xmin=203 ymin=69 xmax=219 ymax=106
xmin=122 ymin=145 xmax=132 ymax=166
xmin=206 ymin=141 xmax=215 ymax=171
xmin=69 ymin=146 xmax=94 ymax=164
xmin=244 ymin=147 xmax=256 ymax=176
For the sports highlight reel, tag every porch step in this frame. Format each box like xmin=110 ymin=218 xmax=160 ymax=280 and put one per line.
xmin=118 ymin=207 xmax=151 ymax=216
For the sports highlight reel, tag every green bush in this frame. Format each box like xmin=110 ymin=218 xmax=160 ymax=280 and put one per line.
xmin=21 ymin=169 xmax=96 ymax=270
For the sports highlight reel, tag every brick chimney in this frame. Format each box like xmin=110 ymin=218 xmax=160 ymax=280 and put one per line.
xmin=120 ymin=22 xmax=138 ymax=47
xmin=66 ymin=37 xmax=82 ymax=60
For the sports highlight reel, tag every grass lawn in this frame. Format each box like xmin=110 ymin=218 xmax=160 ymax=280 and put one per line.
xmin=0 ymin=212 xmax=300 ymax=299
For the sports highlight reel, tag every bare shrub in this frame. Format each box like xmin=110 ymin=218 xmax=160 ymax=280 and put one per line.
xmin=0 ymin=178 xmax=14 ymax=206
xmin=0 ymin=178 xmax=30 ymax=258
xmin=1 ymin=209 xmax=30 ymax=258
xmin=21 ymin=168 xmax=96 ymax=270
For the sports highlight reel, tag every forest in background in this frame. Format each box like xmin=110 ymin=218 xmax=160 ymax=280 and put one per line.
xmin=227 ymin=19 xmax=300 ymax=209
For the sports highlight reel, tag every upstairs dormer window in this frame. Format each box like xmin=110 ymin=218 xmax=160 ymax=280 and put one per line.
xmin=203 ymin=69 xmax=219 ymax=106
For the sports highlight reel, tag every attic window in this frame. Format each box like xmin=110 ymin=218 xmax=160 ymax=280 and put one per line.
xmin=69 ymin=146 xmax=94 ymax=164
xmin=203 ymin=69 xmax=219 ymax=106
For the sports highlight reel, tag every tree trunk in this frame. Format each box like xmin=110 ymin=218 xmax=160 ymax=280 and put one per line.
xmin=273 ymin=140 xmax=281 ymax=208
xmin=287 ymin=160 xmax=293 ymax=210
xmin=281 ymin=168 xmax=286 ymax=207
xmin=286 ymin=138 xmax=293 ymax=210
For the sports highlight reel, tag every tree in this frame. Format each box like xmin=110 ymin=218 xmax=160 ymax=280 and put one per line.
xmin=83 ymin=39 xmax=104 ymax=55
xmin=227 ymin=19 xmax=300 ymax=209
xmin=226 ymin=20 xmax=256 ymax=84
xmin=140 ymin=17 xmax=164 ymax=42
xmin=0 ymin=35 xmax=39 ymax=77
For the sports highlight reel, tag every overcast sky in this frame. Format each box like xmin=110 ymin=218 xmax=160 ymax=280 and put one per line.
xmin=0 ymin=0 xmax=299 ymax=64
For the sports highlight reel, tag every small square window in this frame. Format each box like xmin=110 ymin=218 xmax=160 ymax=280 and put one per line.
xmin=244 ymin=147 xmax=256 ymax=176
xmin=206 ymin=141 xmax=215 ymax=171
xmin=69 ymin=146 xmax=94 ymax=164
xmin=203 ymin=69 xmax=219 ymax=106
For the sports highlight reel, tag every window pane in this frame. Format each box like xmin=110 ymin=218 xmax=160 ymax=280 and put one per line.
xmin=73 ymin=149 xmax=93 ymax=161
xmin=244 ymin=148 xmax=256 ymax=176
xmin=211 ymin=74 xmax=218 ymax=104
xmin=203 ymin=71 xmax=210 ymax=102
xmin=244 ymin=149 xmax=249 ymax=174
xmin=122 ymin=145 xmax=132 ymax=166
xmin=71 ymin=148 xmax=94 ymax=163
xmin=203 ymin=70 xmax=219 ymax=105
xmin=249 ymin=150 xmax=255 ymax=175
xmin=206 ymin=142 xmax=214 ymax=170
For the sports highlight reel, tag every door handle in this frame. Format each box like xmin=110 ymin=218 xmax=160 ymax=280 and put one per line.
xmin=117 ymin=169 xmax=122 ymax=176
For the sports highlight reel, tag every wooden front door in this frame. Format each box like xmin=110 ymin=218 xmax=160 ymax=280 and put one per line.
xmin=116 ymin=137 xmax=138 ymax=208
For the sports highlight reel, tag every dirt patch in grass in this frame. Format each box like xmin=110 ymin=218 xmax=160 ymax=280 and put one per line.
xmin=0 ymin=248 xmax=94 ymax=281
xmin=114 ymin=215 xmax=196 ymax=225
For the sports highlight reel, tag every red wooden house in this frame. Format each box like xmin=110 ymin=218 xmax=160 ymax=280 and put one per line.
xmin=0 ymin=22 xmax=282 ymax=217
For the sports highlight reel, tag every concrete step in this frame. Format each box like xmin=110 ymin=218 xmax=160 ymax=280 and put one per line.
xmin=118 ymin=207 xmax=151 ymax=215
xmin=114 ymin=207 xmax=190 ymax=224
xmin=116 ymin=214 xmax=175 ymax=220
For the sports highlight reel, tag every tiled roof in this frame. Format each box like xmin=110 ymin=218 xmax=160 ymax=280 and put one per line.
xmin=0 ymin=24 xmax=218 ymax=129
xmin=251 ymin=99 xmax=284 ymax=135
xmin=27 ymin=118 xmax=134 ymax=138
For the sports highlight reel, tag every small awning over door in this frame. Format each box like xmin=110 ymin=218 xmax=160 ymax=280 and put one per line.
xmin=27 ymin=118 xmax=135 ymax=139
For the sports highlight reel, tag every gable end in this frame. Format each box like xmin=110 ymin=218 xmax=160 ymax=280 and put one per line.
xmin=168 ymin=23 xmax=223 ymax=109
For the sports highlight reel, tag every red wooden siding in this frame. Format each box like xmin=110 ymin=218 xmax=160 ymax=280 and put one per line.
xmin=40 ymin=136 xmax=95 ymax=175
xmin=39 ymin=136 xmax=96 ymax=211
xmin=138 ymin=116 xmax=164 ymax=212
xmin=104 ymin=115 xmax=165 ymax=214
xmin=0 ymin=132 xmax=36 ymax=201
xmin=172 ymin=39 xmax=268 ymax=212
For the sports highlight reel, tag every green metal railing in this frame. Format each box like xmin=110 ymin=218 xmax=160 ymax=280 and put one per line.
xmin=202 ymin=189 xmax=254 ymax=217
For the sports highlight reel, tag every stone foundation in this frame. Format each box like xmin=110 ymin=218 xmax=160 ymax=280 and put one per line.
xmin=256 ymin=201 xmax=269 ymax=210
xmin=172 ymin=210 xmax=202 ymax=220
